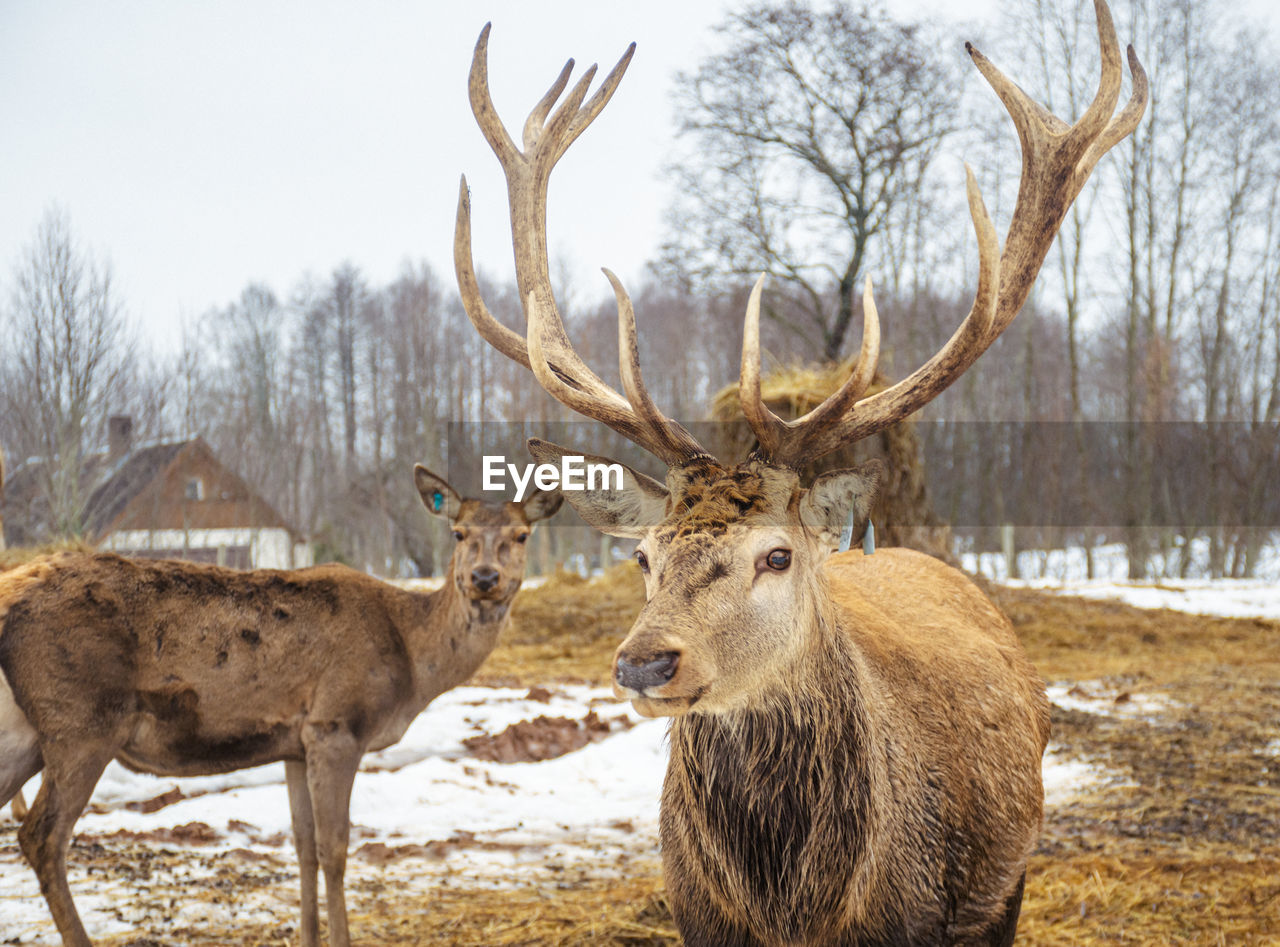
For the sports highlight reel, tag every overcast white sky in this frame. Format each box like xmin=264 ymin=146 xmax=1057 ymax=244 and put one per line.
xmin=2 ymin=0 xmax=1277 ymax=352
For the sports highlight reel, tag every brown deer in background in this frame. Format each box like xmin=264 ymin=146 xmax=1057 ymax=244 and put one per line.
xmin=0 ymin=466 xmax=560 ymax=947
xmin=455 ymin=4 xmax=1145 ymax=943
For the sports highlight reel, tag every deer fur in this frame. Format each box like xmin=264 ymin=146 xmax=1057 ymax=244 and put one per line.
xmin=0 ymin=465 xmax=560 ymax=947
xmin=534 ymin=444 xmax=1049 ymax=946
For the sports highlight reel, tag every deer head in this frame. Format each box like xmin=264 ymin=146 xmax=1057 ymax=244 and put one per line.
xmin=414 ymin=464 xmax=560 ymax=603
xmin=454 ymin=6 xmax=1146 ymax=716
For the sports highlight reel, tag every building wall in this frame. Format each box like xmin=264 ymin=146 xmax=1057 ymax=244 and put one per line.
xmin=103 ymin=528 xmax=315 ymax=570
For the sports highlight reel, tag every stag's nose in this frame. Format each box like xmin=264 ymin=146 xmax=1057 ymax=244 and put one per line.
xmin=615 ymin=652 xmax=680 ymax=693
xmin=471 ymin=566 xmax=500 ymax=592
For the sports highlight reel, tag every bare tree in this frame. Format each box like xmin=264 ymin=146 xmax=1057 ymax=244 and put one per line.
xmin=0 ymin=208 xmax=135 ymax=538
xmin=660 ymin=0 xmax=961 ymax=360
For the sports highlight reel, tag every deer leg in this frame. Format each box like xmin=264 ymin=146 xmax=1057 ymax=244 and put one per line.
xmin=1 ymin=674 xmax=41 ymax=818
xmin=302 ymin=723 xmax=361 ymax=947
xmin=18 ymin=741 xmax=116 ymax=947
xmin=0 ymin=734 xmax=40 ymax=814
xmin=286 ymin=759 xmax=321 ymax=947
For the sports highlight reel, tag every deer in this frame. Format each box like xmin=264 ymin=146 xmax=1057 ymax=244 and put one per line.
xmin=0 ymin=445 xmax=32 ymax=826
xmin=0 ymin=465 xmax=561 ymax=947
xmin=454 ymin=5 xmax=1145 ymax=944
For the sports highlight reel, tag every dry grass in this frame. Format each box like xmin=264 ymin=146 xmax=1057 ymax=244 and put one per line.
xmin=93 ymin=873 xmax=678 ymax=947
xmin=0 ymin=539 xmax=96 ymax=571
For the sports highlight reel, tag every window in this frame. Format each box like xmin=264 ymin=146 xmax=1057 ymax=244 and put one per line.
xmin=185 ymin=477 xmax=204 ymax=501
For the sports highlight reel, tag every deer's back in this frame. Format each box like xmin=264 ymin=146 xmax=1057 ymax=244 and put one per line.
xmin=0 ymin=553 xmax=413 ymax=775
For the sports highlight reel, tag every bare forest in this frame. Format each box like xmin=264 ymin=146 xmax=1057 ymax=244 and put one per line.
xmin=2 ymin=0 xmax=1277 ymax=580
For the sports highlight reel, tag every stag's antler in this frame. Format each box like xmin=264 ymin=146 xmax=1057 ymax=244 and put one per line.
xmin=454 ymin=24 xmax=710 ymax=466
xmin=457 ymin=0 xmax=1146 ymax=473
xmin=740 ymin=0 xmax=1148 ymax=466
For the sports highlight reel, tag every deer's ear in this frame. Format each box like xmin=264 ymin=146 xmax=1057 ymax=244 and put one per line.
xmin=520 ymin=486 xmax=563 ymax=523
xmin=799 ymin=460 xmax=882 ymax=548
xmin=414 ymin=465 xmax=463 ymax=522
xmin=527 ymin=438 xmax=668 ymax=539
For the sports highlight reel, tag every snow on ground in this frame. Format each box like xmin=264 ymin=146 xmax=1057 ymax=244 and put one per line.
xmin=1022 ymin=578 xmax=1280 ymax=620
xmin=961 ymin=538 xmax=1280 ymax=585
xmin=961 ymin=541 xmax=1280 ymax=620
xmin=1045 ymin=680 xmax=1177 ymax=719
xmin=1 ymin=686 xmax=665 ymax=944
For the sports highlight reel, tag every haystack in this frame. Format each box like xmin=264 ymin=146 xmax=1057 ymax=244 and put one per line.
xmin=709 ymin=360 xmax=951 ymax=559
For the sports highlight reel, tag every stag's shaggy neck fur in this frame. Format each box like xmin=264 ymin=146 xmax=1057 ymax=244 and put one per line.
xmin=663 ymin=628 xmax=889 ymax=946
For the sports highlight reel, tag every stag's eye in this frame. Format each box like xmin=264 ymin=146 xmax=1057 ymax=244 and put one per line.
xmin=765 ymin=549 xmax=791 ymax=571
xmin=515 ymin=532 xmax=530 ymax=544
xmin=634 ymin=550 xmax=650 ymax=574
xmin=452 ymin=530 xmax=464 ymax=542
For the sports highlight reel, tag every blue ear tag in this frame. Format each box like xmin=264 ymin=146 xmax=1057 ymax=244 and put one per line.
xmin=432 ymin=492 xmax=443 ymax=513
xmin=837 ymin=507 xmax=874 ymax=555
xmin=838 ymin=507 xmax=855 ymax=552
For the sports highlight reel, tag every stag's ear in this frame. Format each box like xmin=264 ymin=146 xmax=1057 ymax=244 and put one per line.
xmin=799 ymin=460 xmax=883 ymax=548
xmin=527 ymin=438 xmax=668 ymax=538
xmin=414 ymin=465 xmax=464 ymax=522
xmin=520 ymin=486 xmax=563 ymax=522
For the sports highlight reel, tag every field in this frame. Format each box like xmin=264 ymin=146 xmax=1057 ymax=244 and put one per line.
xmin=3 ymin=565 xmax=1279 ymax=945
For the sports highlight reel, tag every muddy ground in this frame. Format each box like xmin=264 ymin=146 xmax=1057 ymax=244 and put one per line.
xmin=3 ymin=569 xmax=1279 ymax=945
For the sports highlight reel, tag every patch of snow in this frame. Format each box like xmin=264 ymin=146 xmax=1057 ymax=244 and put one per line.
xmin=1023 ymin=579 xmax=1280 ymax=621
xmin=1042 ymin=746 xmax=1108 ymax=806
xmin=960 ymin=537 xmax=1280 ymax=585
xmin=1046 ymin=680 xmax=1176 ymax=719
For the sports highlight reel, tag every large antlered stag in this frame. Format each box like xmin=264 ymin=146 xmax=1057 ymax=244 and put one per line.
xmin=456 ymin=4 xmax=1145 ymax=945
xmin=0 ymin=468 xmax=560 ymax=947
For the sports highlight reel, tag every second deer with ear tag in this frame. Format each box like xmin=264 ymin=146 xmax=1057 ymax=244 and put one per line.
xmin=0 ymin=465 xmax=560 ymax=947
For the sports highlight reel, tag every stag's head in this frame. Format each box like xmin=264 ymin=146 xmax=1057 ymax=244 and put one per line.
xmin=414 ymin=465 xmax=561 ymax=604
xmin=454 ymin=6 xmax=1146 ymax=715
xmin=528 ymin=443 xmax=881 ymax=715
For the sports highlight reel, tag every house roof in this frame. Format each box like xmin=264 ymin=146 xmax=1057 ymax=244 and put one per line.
xmin=83 ymin=440 xmax=190 ymax=537
xmin=2 ymin=435 xmax=302 ymax=546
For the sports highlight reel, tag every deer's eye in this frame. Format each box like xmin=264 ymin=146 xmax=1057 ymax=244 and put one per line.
xmin=515 ymin=532 xmax=530 ymax=544
xmin=765 ymin=549 xmax=791 ymax=571
xmin=452 ymin=530 xmax=464 ymax=542
xmin=634 ymin=550 xmax=650 ymax=573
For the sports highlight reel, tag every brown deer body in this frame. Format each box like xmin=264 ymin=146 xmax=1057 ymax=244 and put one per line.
xmin=656 ymin=531 xmax=1047 ymax=945
xmin=454 ymin=2 xmax=1144 ymax=942
xmin=0 ymin=466 xmax=559 ymax=947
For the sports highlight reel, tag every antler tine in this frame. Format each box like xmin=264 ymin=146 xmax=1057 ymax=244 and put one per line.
xmin=809 ymin=168 xmax=1000 ymax=453
xmin=778 ymin=276 xmax=882 ymax=455
xmin=739 ymin=273 xmax=883 ymax=462
xmin=966 ymin=0 xmax=1147 ymax=339
xmin=456 ymin=25 xmax=709 ymax=466
xmin=759 ymin=170 xmax=998 ymax=465
xmin=760 ymin=0 xmax=1145 ymax=468
xmin=537 ymin=64 xmax=598 ymax=163
xmin=467 ymin=24 xmax=520 ymax=168
xmin=608 ymin=268 xmax=711 ymax=464
xmin=1065 ymin=0 xmax=1124 ymax=155
xmin=1079 ymin=45 xmax=1148 ymax=188
xmin=522 ymin=59 xmax=575 ymax=152
xmin=454 ymin=176 xmax=532 ymax=370
xmin=558 ymin=46 xmax=635 ymax=163
xmin=739 ymin=274 xmax=788 ymax=460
